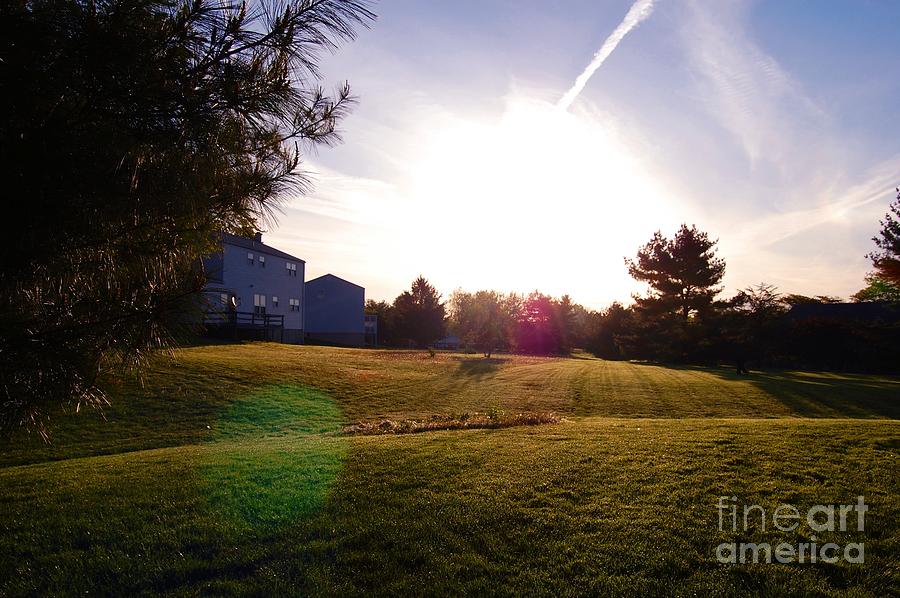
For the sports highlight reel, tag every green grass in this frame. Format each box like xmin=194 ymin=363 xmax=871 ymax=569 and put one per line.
xmin=1 ymin=343 xmax=899 ymax=596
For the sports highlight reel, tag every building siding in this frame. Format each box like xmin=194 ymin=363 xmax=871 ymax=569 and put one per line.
xmin=304 ymin=274 xmax=365 ymax=346
xmin=204 ymin=235 xmax=306 ymax=341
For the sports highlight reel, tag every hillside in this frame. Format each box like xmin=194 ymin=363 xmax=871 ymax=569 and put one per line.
xmin=1 ymin=343 xmax=898 ymax=596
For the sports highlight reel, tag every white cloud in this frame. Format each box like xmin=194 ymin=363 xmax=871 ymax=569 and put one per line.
xmin=677 ymin=0 xmax=897 ymax=298
xmin=683 ymin=1 xmax=830 ymax=173
xmin=258 ymin=1 xmax=898 ymax=306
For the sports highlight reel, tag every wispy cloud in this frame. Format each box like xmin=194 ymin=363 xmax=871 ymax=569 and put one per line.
xmin=726 ymin=156 xmax=900 ymax=253
xmin=683 ymin=1 xmax=829 ymax=171
xmin=265 ymin=1 xmax=898 ymax=304
xmin=557 ymin=0 xmax=656 ymax=110
xmin=283 ymin=163 xmax=402 ymax=225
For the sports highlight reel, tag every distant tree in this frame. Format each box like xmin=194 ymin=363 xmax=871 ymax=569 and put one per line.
xmin=516 ymin=293 xmax=555 ymax=355
xmin=782 ymin=294 xmax=842 ymax=306
xmin=448 ymin=290 xmax=517 ymax=356
xmin=447 ymin=290 xmax=475 ymax=338
xmin=365 ymin=300 xmax=396 ymax=346
xmin=554 ymin=295 xmax=577 ymax=354
xmin=868 ymin=188 xmax=900 ymax=286
xmin=616 ymin=306 xmax=685 ymax=361
xmin=471 ymin=291 xmax=514 ymax=357
xmin=852 ymin=274 xmax=900 ymax=303
xmin=626 ymin=224 xmax=726 ymax=322
xmin=723 ymin=283 xmax=788 ymax=371
xmin=393 ymin=277 xmax=446 ymax=348
xmin=587 ymin=302 xmax=630 ymax=360
xmin=0 ymin=0 xmax=373 ymax=435
xmin=515 ymin=292 xmax=573 ymax=355
xmin=568 ymin=302 xmax=597 ymax=350
xmin=730 ymin=283 xmax=785 ymax=319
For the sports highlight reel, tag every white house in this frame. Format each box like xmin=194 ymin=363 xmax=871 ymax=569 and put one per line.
xmin=203 ymin=233 xmax=306 ymax=343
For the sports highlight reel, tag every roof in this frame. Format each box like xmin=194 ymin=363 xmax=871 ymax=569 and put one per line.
xmin=785 ymin=302 xmax=900 ymax=323
xmin=305 ymin=273 xmax=364 ymax=290
xmin=221 ymin=233 xmax=305 ymax=263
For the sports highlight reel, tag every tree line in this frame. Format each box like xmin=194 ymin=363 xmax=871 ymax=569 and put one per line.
xmin=368 ymin=283 xmax=591 ymax=357
xmin=370 ymin=213 xmax=900 ymax=373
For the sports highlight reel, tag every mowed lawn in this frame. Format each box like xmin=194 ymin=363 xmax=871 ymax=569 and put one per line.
xmin=1 ymin=343 xmax=899 ymax=596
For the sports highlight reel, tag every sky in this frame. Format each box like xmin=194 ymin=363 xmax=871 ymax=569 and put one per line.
xmin=265 ymin=0 xmax=900 ymax=310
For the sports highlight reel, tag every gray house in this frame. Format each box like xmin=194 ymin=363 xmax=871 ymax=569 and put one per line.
xmin=204 ymin=233 xmax=306 ymax=343
xmin=304 ymin=274 xmax=365 ymax=346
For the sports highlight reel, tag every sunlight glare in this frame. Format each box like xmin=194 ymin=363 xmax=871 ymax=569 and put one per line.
xmin=405 ymin=96 xmax=678 ymax=306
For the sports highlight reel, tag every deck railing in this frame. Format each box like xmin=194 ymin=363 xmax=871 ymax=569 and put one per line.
xmin=203 ymin=310 xmax=285 ymax=342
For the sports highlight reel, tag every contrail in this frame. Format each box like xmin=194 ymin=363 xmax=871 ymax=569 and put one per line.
xmin=557 ymin=0 xmax=656 ymax=110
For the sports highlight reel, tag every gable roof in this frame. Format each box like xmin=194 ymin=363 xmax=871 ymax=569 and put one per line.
xmin=221 ymin=233 xmax=305 ymax=263
xmin=305 ymin=273 xmax=364 ymax=290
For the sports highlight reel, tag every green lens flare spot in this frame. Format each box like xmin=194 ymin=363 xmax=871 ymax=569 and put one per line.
xmin=200 ymin=384 xmax=347 ymax=531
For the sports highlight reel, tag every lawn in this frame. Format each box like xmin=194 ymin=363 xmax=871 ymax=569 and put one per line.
xmin=1 ymin=343 xmax=899 ymax=596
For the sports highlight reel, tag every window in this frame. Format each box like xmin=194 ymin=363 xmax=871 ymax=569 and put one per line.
xmin=253 ymin=293 xmax=266 ymax=314
xmin=286 ymin=262 xmax=297 ymax=277
xmin=258 ymin=255 xmax=266 ymax=268
xmin=272 ymin=296 xmax=279 ymax=308
xmin=289 ymin=298 xmax=300 ymax=312
xmin=220 ymin=293 xmax=228 ymax=305
xmin=247 ymin=252 xmax=254 ymax=265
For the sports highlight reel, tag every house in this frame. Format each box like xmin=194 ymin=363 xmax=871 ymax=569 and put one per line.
xmin=203 ymin=233 xmax=306 ymax=343
xmin=304 ymin=274 xmax=365 ymax=346
xmin=433 ymin=335 xmax=462 ymax=350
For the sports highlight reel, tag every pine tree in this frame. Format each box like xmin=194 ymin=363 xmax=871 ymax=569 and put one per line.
xmin=0 ymin=0 xmax=374 ymax=435
xmin=626 ymin=224 xmax=726 ymax=321
xmin=393 ymin=277 xmax=446 ymax=348
xmin=868 ymin=188 xmax=900 ymax=286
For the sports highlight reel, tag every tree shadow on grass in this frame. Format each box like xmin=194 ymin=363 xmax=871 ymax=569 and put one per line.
xmin=636 ymin=362 xmax=900 ymax=418
xmin=747 ymin=370 xmax=900 ymax=418
xmin=452 ymin=357 xmax=509 ymax=379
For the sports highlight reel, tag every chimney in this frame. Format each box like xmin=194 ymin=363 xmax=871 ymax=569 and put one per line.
xmin=254 ymin=232 xmax=262 ymax=243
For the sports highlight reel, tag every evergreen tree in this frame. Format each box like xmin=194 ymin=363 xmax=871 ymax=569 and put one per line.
xmin=852 ymin=274 xmax=900 ymax=303
xmin=393 ymin=277 xmax=446 ymax=348
xmin=0 ymin=0 xmax=373 ymax=434
xmin=868 ymin=188 xmax=900 ymax=286
xmin=626 ymin=224 xmax=726 ymax=321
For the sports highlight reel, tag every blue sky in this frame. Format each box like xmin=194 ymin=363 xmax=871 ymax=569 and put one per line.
xmin=266 ymin=0 xmax=900 ymax=309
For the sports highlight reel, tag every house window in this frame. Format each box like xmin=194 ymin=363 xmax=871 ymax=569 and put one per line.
xmin=272 ymin=296 xmax=279 ymax=308
xmin=289 ymin=298 xmax=300 ymax=312
xmin=253 ymin=293 xmax=266 ymax=314
xmin=247 ymin=252 xmax=254 ymax=265
xmin=258 ymin=255 xmax=266 ymax=268
xmin=286 ymin=262 xmax=297 ymax=277
xmin=220 ymin=293 xmax=228 ymax=305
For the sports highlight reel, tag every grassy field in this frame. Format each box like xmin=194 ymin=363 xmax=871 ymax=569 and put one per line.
xmin=1 ymin=343 xmax=899 ymax=595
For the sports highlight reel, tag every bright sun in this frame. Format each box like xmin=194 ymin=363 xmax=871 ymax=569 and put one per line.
xmin=403 ymin=96 xmax=679 ymax=306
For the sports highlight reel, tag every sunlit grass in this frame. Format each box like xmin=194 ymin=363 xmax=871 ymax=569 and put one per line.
xmin=2 ymin=419 xmax=898 ymax=595
xmin=1 ymin=343 xmax=898 ymax=595
xmin=5 ymin=343 xmax=898 ymax=466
